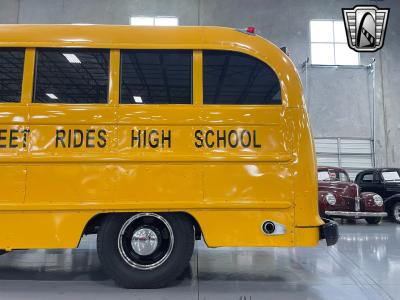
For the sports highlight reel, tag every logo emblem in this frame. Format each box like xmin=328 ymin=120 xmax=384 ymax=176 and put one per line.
xmin=342 ymin=5 xmax=389 ymax=52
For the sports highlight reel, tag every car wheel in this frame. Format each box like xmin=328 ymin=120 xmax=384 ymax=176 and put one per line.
xmin=365 ymin=217 xmax=382 ymax=225
xmin=97 ymin=213 xmax=194 ymax=289
xmin=392 ymin=203 xmax=400 ymax=223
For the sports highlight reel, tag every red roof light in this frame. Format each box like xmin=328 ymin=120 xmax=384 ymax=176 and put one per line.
xmin=246 ymin=26 xmax=256 ymax=34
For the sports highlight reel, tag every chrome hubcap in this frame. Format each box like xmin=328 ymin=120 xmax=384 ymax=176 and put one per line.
xmin=118 ymin=213 xmax=174 ymax=270
xmin=131 ymin=228 xmax=158 ymax=256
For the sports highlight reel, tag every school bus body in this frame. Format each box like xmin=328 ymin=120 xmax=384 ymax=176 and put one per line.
xmin=0 ymin=25 xmax=331 ymax=252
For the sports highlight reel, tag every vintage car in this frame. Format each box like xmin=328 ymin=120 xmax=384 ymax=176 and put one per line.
xmin=318 ymin=166 xmax=387 ymax=224
xmin=355 ymin=168 xmax=400 ymax=223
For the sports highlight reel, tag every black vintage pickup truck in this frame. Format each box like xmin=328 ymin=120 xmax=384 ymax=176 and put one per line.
xmin=355 ymin=168 xmax=400 ymax=223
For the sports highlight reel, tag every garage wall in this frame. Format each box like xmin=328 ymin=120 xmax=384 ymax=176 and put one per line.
xmin=0 ymin=0 xmax=399 ymax=168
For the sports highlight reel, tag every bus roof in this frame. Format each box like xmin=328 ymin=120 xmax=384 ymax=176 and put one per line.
xmin=0 ymin=25 xmax=276 ymax=51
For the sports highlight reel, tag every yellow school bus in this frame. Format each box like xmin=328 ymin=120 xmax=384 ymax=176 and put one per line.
xmin=0 ymin=24 xmax=338 ymax=288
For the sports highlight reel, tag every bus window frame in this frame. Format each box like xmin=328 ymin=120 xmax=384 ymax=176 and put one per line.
xmin=118 ymin=49 xmax=196 ymax=107
xmin=201 ymin=50 xmax=283 ymax=106
xmin=28 ymin=47 xmax=115 ymax=107
xmin=0 ymin=47 xmax=29 ymax=106
xmin=17 ymin=47 xmax=287 ymax=108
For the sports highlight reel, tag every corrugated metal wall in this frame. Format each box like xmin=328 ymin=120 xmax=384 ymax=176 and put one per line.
xmin=315 ymin=138 xmax=374 ymax=179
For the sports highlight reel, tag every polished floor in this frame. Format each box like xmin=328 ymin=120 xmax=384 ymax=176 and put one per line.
xmin=0 ymin=221 xmax=399 ymax=299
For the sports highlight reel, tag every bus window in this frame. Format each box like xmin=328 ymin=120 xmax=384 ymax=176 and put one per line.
xmin=120 ymin=50 xmax=192 ymax=104
xmin=33 ymin=48 xmax=109 ymax=104
xmin=0 ymin=48 xmax=25 ymax=103
xmin=203 ymin=50 xmax=281 ymax=105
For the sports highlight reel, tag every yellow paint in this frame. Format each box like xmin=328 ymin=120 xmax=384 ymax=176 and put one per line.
xmin=0 ymin=25 xmax=322 ymax=250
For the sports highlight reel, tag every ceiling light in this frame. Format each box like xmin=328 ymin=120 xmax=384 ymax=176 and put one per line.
xmin=63 ymin=53 xmax=81 ymax=64
xmin=130 ymin=16 xmax=154 ymax=26
xmin=154 ymin=16 xmax=178 ymax=26
xmin=46 ymin=93 xmax=58 ymax=99
xmin=133 ymin=96 xmax=143 ymax=103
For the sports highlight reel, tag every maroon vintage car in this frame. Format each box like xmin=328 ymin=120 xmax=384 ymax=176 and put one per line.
xmin=318 ymin=166 xmax=387 ymax=224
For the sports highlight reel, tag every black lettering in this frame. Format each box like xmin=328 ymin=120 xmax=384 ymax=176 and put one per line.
xmin=216 ymin=130 xmax=226 ymax=148
xmin=74 ymin=129 xmax=84 ymax=148
xmin=0 ymin=129 xmax=6 ymax=148
xmin=55 ymin=129 xmax=66 ymax=148
xmin=240 ymin=130 xmax=251 ymax=148
xmin=253 ymin=130 xmax=261 ymax=148
xmin=205 ymin=130 xmax=215 ymax=148
xmin=228 ymin=130 xmax=239 ymax=148
xmin=22 ymin=129 xmax=30 ymax=148
xmin=194 ymin=130 xmax=203 ymax=148
xmin=131 ymin=130 xmax=139 ymax=147
xmin=9 ymin=129 xmax=18 ymax=148
xmin=143 ymin=130 xmax=147 ymax=147
xmin=162 ymin=130 xmax=171 ymax=148
xmin=68 ymin=129 xmax=72 ymax=148
xmin=97 ymin=129 xmax=107 ymax=148
xmin=86 ymin=129 xmax=95 ymax=148
xmin=149 ymin=129 xmax=159 ymax=148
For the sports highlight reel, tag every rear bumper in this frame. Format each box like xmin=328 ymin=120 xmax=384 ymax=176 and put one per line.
xmin=325 ymin=211 xmax=387 ymax=218
xmin=319 ymin=219 xmax=339 ymax=246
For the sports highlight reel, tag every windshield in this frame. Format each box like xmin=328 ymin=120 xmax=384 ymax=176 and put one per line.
xmin=382 ymin=171 xmax=400 ymax=182
xmin=318 ymin=170 xmax=350 ymax=182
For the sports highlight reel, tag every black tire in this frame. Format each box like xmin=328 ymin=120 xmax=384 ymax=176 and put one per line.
xmin=97 ymin=213 xmax=194 ymax=289
xmin=0 ymin=250 xmax=6 ymax=256
xmin=391 ymin=202 xmax=400 ymax=223
xmin=365 ymin=217 xmax=382 ymax=225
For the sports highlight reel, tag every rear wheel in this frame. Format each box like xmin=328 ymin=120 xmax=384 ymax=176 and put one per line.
xmin=365 ymin=217 xmax=382 ymax=225
xmin=97 ymin=213 xmax=194 ymax=289
xmin=392 ymin=203 xmax=400 ymax=223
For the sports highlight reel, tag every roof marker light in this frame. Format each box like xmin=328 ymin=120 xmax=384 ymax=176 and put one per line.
xmin=63 ymin=53 xmax=81 ymax=64
xmin=246 ymin=26 xmax=256 ymax=34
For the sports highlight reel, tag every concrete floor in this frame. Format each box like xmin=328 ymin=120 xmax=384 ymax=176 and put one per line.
xmin=0 ymin=221 xmax=399 ymax=300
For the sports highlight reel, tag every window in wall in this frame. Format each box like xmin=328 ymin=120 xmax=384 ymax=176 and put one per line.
xmin=120 ymin=50 xmax=192 ymax=104
xmin=0 ymin=48 xmax=25 ymax=103
xmin=203 ymin=50 xmax=281 ymax=105
xmin=33 ymin=48 xmax=109 ymax=104
xmin=310 ymin=20 xmax=359 ymax=65
xmin=130 ymin=16 xmax=178 ymax=26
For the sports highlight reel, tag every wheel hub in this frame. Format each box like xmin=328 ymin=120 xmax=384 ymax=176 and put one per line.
xmin=131 ymin=227 xmax=159 ymax=256
xmin=117 ymin=213 xmax=174 ymax=270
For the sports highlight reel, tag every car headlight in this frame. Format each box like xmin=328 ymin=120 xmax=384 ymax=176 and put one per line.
xmin=373 ymin=194 xmax=383 ymax=207
xmin=325 ymin=193 xmax=336 ymax=205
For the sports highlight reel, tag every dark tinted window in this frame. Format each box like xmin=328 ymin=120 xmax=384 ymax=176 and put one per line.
xmin=203 ymin=51 xmax=281 ymax=105
xmin=361 ymin=173 xmax=374 ymax=182
xmin=120 ymin=50 xmax=192 ymax=104
xmin=34 ymin=48 xmax=109 ymax=104
xmin=0 ymin=48 xmax=25 ymax=103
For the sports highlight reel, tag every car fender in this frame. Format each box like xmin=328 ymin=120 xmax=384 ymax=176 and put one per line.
xmin=360 ymin=192 xmax=385 ymax=212
xmin=384 ymin=194 xmax=400 ymax=211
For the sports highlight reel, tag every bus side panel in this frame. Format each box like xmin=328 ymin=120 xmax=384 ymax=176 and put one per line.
xmin=25 ymin=164 xmax=117 ymax=204
xmin=188 ymin=209 xmax=295 ymax=247
xmin=0 ymin=211 xmax=97 ymax=249
xmin=287 ymin=108 xmax=322 ymax=227
xmin=0 ymin=108 xmax=28 ymax=204
xmin=25 ymin=163 xmax=202 ymax=205
xmin=115 ymin=164 xmax=203 ymax=204
xmin=203 ymin=163 xmax=293 ymax=204
xmin=0 ymin=165 xmax=26 ymax=204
